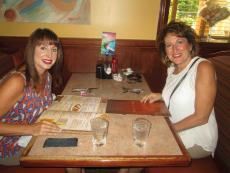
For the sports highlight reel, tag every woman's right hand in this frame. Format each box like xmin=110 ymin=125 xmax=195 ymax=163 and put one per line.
xmin=30 ymin=121 xmax=62 ymax=136
xmin=141 ymin=93 xmax=162 ymax=103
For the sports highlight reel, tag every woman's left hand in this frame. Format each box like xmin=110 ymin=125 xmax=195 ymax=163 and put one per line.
xmin=141 ymin=93 xmax=162 ymax=103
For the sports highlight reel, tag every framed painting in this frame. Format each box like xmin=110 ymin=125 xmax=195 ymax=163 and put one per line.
xmin=0 ymin=0 xmax=90 ymax=24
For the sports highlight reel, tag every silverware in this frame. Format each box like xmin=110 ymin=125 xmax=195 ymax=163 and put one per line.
xmin=122 ymin=87 xmax=143 ymax=94
xmin=72 ymin=88 xmax=98 ymax=93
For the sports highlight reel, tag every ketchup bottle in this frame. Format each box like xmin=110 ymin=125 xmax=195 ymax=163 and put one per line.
xmin=112 ymin=56 xmax=118 ymax=74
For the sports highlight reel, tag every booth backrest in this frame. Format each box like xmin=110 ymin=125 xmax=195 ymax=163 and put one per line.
xmin=0 ymin=52 xmax=15 ymax=79
xmin=0 ymin=50 xmax=63 ymax=95
xmin=209 ymin=51 xmax=230 ymax=172
xmin=0 ymin=51 xmax=24 ymax=79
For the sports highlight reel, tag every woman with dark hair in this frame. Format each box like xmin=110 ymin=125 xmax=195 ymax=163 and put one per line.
xmin=142 ymin=21 xmax=218 ymax=159
xmin=0 ymin=28 xmax=63 ymax=165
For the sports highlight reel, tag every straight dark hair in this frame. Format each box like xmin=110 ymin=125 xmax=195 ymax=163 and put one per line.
xmin=24 ymin=28 xmax=63 ymax=90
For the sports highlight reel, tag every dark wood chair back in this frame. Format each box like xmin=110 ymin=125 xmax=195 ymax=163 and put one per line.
xmin=0 ymin=52 xmax=14 ymax=79
xmin=209 ymin=50 xmax=230 ymax=172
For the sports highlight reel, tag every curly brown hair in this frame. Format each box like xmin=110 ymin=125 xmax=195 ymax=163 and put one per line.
xmin=157 ymin=21 xmax=198 ymax=66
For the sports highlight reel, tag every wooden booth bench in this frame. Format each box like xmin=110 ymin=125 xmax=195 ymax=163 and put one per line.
xmin=0 ymin=49 xmax=64 ymax=95
xmin=145 ymin=51 xmax=230 ymax=173
xmin=0 ymin=50 xmax=24 ymax=79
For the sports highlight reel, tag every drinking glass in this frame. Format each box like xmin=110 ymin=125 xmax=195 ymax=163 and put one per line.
xmin=132 ymin=118 xmax=151 ymax=147
xmin=90 ymin=117 xmax=109 ymax=146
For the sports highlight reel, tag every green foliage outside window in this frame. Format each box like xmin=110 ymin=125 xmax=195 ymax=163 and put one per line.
xmin=169 ymin=0 xmax=199 ymax=27
xmin=169 ymin=0 xmax=230 ymax=41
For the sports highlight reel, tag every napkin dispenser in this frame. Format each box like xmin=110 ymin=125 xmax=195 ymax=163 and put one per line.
xmin=96 ymin=63 xmax=112 ymax=79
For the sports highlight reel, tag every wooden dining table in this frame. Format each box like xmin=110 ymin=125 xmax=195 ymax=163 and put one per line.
xmin=20 ymin=73 xmax=191 ymax=167
xmin=61 ymin=73 xmax=152 ymax=100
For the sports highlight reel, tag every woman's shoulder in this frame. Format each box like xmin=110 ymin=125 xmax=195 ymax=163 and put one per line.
xmin=0 ymin=72 xmax=26 ymax=90
xmin=197 ymin=57 xmax=215 ymax=69
xmin=7 ymin=71 xmax=25 ymax=81
xmin=196 ymin=57 xmax=216 ymax=76
xmin=195 ymin=56 xmax=210 ymax=64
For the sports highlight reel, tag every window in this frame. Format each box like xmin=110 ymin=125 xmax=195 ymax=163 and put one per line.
xmin=168 ymin=0 xmax=230 ymax=42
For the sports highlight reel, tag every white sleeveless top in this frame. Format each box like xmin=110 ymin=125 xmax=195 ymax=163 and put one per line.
xmin=162 ymin=57 xmax=218 ymax=153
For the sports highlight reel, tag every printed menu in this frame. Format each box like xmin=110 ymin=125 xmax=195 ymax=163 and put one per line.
xmin=38 ymin=95 xmax=107 ymax=131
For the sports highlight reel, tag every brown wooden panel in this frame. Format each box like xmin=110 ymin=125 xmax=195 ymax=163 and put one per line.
xmin=0 ymin=36 xmax=27 ymax=54
xmin=53 ymin=38 xmax=166 ymax=92
xmin=157 ymin=0 xmax=170 ymax=36
xmin=0 ymin=53 xmax=14 ymax=78
xmin=106 ymin=100 xmax=169 ymax=116
xmin=210 ymin=55 xmax=230 ymax=173
xmin=199 ymin=43 xmax=230 ymax=57
xmin=145 ymin=156 xmax=221 ymax=173
xmin=0 ymin=36 xmax=229 ymax=93
xmin=206 ymin=50 xmax=230 ymax=58
xmin=0 ymin=166 xmax=65 ymax=173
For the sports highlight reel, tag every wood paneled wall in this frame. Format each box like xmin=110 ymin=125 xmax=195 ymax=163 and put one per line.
xmin=0 ymin=36 xmax=229 ymax=93
xmin=0 ymin=37 xmax=166 ymax=92
xmin=60 ymin=38 xmax=166 ymax=92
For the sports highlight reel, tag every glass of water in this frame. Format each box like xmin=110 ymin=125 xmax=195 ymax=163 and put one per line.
xmin=132 ymin=118 xmax=151 ymax=147
xmin=90 ymin=117 xmax=109 ymax=146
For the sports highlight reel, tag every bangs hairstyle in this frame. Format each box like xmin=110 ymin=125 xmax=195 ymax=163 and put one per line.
xmin=157 ymin=21 xmax=198 ymax=66
xmin=25 ymin=28 xmax=63 ymax=88
xmin=28 ymin=28 xmax=61 ymax=50
xmin=34 ymin=30 xmax=60 ymax=47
